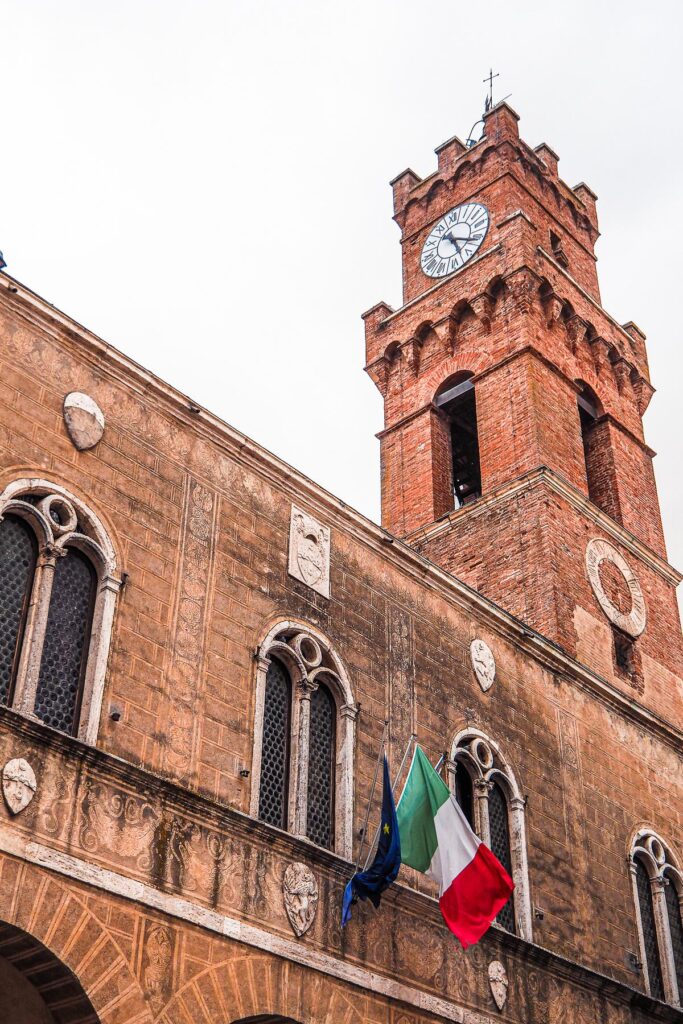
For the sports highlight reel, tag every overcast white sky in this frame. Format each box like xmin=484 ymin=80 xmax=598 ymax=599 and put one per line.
xmin=1 ymin=1 xmax=681 ymax=600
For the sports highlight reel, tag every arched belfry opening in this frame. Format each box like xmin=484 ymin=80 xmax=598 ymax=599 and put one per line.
xmin=0 ymin=921 xmax=99 ymax=1023
xmin=435 ymin=372 xmax=482 ymax=508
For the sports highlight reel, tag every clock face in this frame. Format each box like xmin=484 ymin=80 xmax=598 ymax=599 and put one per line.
xmin=420 ymin=202 xmax=489 ymax=278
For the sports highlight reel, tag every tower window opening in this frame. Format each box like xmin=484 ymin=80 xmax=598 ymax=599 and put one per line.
xmin=577 ymin=383 xmax=603 ymax=507
xmin=435 ymin=378 xmax=482 ymax=508
xmin=611 ymin=625 xmax=644 ymax=691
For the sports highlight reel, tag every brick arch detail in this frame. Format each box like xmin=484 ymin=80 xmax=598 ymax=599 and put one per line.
xmin=0 ymin=852 xmax=153 ymax=1024
xmin=158 ymin=954 xmax=370 ymax=1024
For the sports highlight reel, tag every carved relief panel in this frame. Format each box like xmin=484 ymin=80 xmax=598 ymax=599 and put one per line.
xmin=288 ymin=505 xmax=331 ymax=597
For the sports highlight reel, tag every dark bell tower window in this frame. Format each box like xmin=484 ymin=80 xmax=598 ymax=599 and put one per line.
xmin=435 ymin=377 xmax=482 ymax=508
xmin=577 ymin=383 xmax=602 ymax=506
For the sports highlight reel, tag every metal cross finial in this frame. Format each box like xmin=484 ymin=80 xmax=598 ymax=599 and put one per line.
xmin=483 ymin=68 xmax=500 ymax=112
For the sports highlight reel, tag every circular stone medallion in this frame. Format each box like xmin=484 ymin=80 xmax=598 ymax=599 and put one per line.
xmin=585 ymin=538 xmax=646 ymax=637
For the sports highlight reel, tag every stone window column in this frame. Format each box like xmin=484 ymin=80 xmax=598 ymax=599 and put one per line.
xmin=651 ymin=877 xmax=680 ymax=1005
xmin=293 ymin=677 xmax=318 ymax=839
xmin=12 ymin=543 xmax=63 ymax=717
xmin=474 ymin=777 xmax=492 ymax=845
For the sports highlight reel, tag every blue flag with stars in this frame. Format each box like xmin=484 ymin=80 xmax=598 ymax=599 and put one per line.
xmin=342 ymin=755 xmax=401 ymax=925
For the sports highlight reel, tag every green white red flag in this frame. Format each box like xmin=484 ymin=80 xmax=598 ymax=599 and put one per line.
xmin=396 ymin=744 xmax=513 ymax=948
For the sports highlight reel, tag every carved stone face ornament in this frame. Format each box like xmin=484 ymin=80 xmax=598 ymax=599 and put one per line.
xmin=2 ymin=758 xmax=37 ymax=815
xmin=470 ymin=638 xmax=496 ymax=692
xmin=488 ymin=959 xmax=508 ymax=1011
xmin=283 ymin=862 xmax=319 ymax=937
xmin=63 ymin=392 xmax=105 ymax=451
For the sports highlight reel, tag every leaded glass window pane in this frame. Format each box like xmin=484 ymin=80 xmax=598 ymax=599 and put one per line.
xmin=35 ymin=547 xmax=95 ymax=735
xmin=306 ymin=684 xmax=335 ymax=850
xmin=635 ymin=859 xmax=664 ymax=1000
xmin=489 ymin=781 xmax=515 ymax=933
xmin=0 ymin=516 xmax=37 ymax=706
xmin=664 ymin=878 xmax=683 ymax=1000
xmin=454 ymin=761 xmax=474 ymax=829
xmin=258 ymin=658 xmax=291 ymax=829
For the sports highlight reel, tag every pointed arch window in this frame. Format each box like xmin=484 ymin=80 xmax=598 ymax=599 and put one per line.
xmin=0 ymin=481 xmax=120 ymax=743
xmin=252 ymin=624 xmax=357 ymax=857
xmin=449 ymin=729 xmax=532 ymax=940
xmin=630 ymin=830 xmax=683 ymax=1004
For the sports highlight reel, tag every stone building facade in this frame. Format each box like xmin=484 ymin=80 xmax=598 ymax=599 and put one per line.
xmin=0 ymin=102 xmax=681 ymax=1023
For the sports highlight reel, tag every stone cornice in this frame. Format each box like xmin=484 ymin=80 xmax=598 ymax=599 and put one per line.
xmin=405 ymin=465 xmax=681 ymax=588
xmin=0 ymin=276 xmax=681 ymax=754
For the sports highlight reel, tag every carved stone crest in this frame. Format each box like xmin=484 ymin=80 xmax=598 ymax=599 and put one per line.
xmin=488 ymin=959 xmax=508 ymax=1011
xmin=585 ymin=538 xmax=646 ymax=637
xmin=2 ymin=758 xmax=37 ymax=815
xmin=63 ymin=392 xmax=105 ymax=450
xmin=470 ymin=638 xmax=496 ymax=692
xmin=288 ymin=505 xmax=330 ymax=598
xmin=283 ymin=862 xmax=319 ymax=936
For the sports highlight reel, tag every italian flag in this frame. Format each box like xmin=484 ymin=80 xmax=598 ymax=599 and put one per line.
xmin=396 ymin=745 xmax=514 ymax=948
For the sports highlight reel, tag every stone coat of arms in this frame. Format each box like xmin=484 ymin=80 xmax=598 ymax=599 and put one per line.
xmin=283 ymin=862 xmax=319 ymax=937
xmin=288 ymin=505 xmax=330 ymax=598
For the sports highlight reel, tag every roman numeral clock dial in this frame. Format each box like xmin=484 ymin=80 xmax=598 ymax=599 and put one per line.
xmin=420 ymin=202 xmax=490 ymax=278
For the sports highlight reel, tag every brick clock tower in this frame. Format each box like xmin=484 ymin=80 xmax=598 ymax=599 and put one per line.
xmin=364 ymin=102 xmax=683 ymax=719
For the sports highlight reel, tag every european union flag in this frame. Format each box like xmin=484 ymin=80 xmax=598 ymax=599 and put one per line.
xmin=341 ymin=755 xmax=401 ymax=925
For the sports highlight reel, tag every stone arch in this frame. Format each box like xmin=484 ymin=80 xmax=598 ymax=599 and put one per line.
xmin=159 ymin=954 xmax=366 ymax=1024
xmin=0 ymin=920 xmax=100 ymax=1023
xmin=0 ymin=852 xmax=153 ymax=1024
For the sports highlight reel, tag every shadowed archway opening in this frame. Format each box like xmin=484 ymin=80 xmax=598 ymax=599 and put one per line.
xmin=232 ymin=1018 xmax=299 ymax=1023
xmin=0 ymin=921 xmax=100 ymax=1024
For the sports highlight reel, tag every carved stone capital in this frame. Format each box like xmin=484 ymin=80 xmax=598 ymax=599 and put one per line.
xmin=339 ymin=701 xmax=360 ymax=721
xmin=474 ymin=777 xmax=493 ymax=796
xmin=297 ymin=677 xmax=319 ymax=700
xmin=38 ymin=541 xmax=67 ymax=565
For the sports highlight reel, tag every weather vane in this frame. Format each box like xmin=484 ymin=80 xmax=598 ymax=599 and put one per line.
xmin=466 ymin=69 xmax=511 ymax=148
xmin=483 ymin=68 xmax=500 ymax=113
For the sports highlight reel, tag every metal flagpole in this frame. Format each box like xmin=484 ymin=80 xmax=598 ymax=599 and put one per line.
xmin=362 ymin=731 xmax=416 ymax=871
xmin=354 ymin=720 xmax=388 ymax=874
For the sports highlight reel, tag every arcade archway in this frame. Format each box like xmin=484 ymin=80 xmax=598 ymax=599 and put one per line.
xmin=0 ymin=921 xmax=99 ymax=1023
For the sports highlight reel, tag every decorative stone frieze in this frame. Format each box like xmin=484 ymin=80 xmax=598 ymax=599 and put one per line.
xmin=63 ymin=391 xmax=105 ymax=450
xmin=283 ymin=861 xmax=318 ymax=936
xmin=488 ymin=959 xmax=508 ymax=1010
xmin=585 ymin=538 xmax=646 ymax=637
xmin=288 ymin=505 xmax=331 ymax=598
xmin=2 ymin=757 xmax=37 ymax=814
xmin=470 ymin=638 xmax=496 ymax=692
